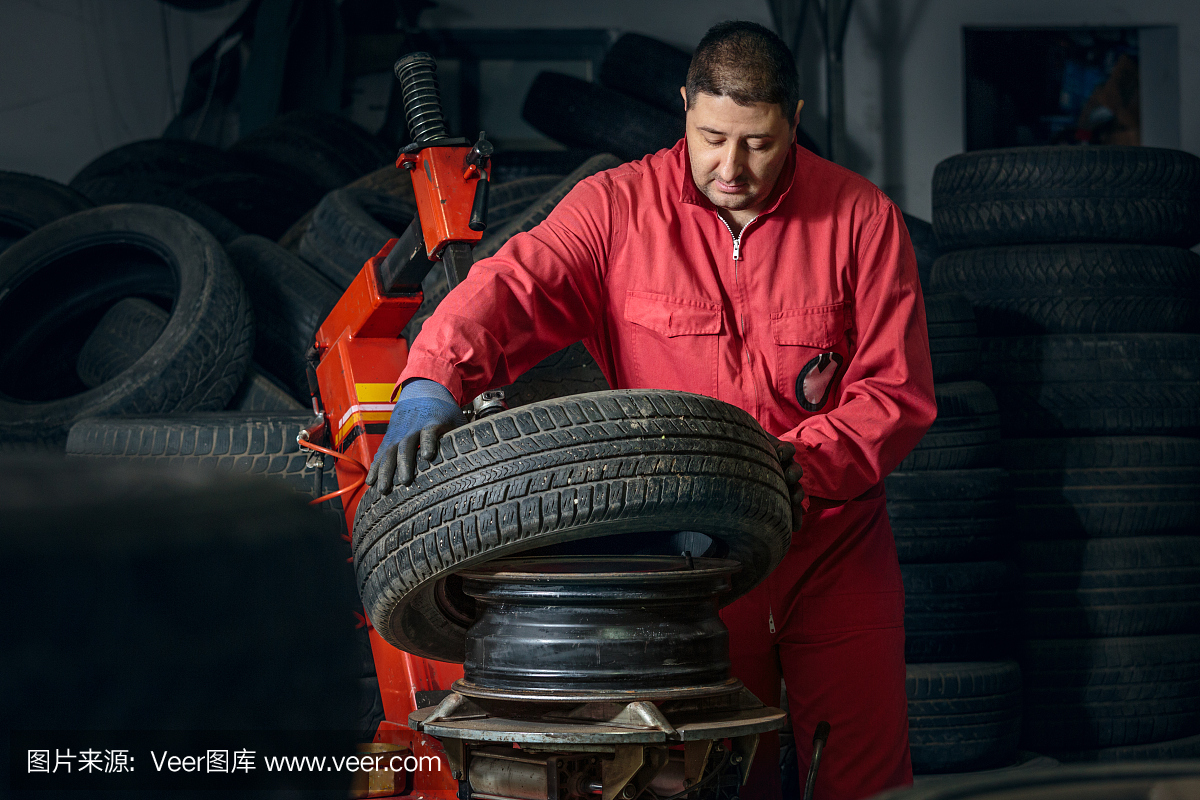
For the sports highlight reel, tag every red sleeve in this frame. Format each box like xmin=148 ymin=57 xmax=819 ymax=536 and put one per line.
xmin=784 ymin=202 xmax=937 ymax=503
xmin=398 ymin=178 xmax=614 ymax=404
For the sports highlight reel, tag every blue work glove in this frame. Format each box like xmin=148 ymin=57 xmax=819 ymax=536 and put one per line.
xmin=365 ymin=379 xmax=466 ymax=494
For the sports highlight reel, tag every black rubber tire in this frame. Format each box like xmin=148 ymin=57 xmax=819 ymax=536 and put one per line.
xmin=65 ymin=411 xmax=338 ymax=510
xmin=278 ymin=163 xmax=416 ymax=253
xmin=523 ymin=72 xmax=683 ymax=163
xmin=485 ymin=174 xmax=565 ymax=228
xmin=902 ymin=562 xmax=1013 ymax=663
xmin=905 ymin=214 xmax=943 ymax=292
xmin=900 ymin=382 xmax=1001 ymax=471
xmin=227 ymin=368 xmax=306 ymax=412
xmin=0 ymin=204 xmax=254 ymax=448
xmin=925 ymin=293 xmax=980 ymax=381
xmin=403 ymin=154 xmax=622 ymax=344
xmin=75 ymin=297 xmax=170 ymax=389
xmin=224 ymin=235 xmax=341 ymax=402
xmin=886 ymin=468 xmax=1007 ymax=517
xmin=74 ymin=176 xmax=245 ymax=245
xmin=2 ymin=455 xmax=357 ymax=733
xmin=930 ymin=244 xmax=1200 ymax=335
xmin=503 ymin=341 xmax=611 ymax=407
xmin=352 ymin=389 xmax=792 ymax=662
xmin=907 ymin=661 xmax=1023 ymax=774
xmin=489 ymin=149 xmax=597 ymax=184
xmin=229 ymin=110 xmax=391 ymax=198
xmin=0 ymin=172 xmax=94 ymax=254
xmin=298 ymin=187 xmax=417 ymax=289
xmin=1052 ymin=732 xmax=1200 ymax=762
xmin=183 ymin=171 xmax=316 ymax=240
xmin=1022 ymin=635 xmax=1200 ymax=705
xmin=69 ymin=138 xmax=242 ymax=189
xmin=598 ymin=33 xmax=691 ymax=118
xmin=979 ymin=333 xmax=1200 ymax=436
xmin=1004 ymin=437 xmax=1200 ymax=538
xmin=1018 ymin=537 xmax=1200 ymax=639
xmin=931 ymin=146 xmax=1200 ymax=250
xmin=887 ymin=468 xmax=1005 ymax=565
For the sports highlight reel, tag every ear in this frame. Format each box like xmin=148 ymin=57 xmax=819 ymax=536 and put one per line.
xmin=680 ymin=86 xmax=688 ymax=113
xmin=793 ymin=100 xmax=804 ymax=128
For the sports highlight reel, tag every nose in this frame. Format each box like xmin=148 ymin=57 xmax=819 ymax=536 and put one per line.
xmin=717 ymin=143 xmax=744 ymax=183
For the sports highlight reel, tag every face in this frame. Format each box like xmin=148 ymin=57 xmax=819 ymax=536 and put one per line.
xmin=682 ymin=89 xmax=800 ymax=219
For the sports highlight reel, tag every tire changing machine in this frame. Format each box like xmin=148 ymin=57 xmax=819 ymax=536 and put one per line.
xmin=303 ymin=53 xmax=786 ymax=800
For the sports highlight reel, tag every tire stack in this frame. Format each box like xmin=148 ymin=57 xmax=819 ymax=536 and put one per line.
xmin=929 ymin=145 xmax=1200 ymax=763
xmin=886 ymin=291 xmax=1021 ymax=775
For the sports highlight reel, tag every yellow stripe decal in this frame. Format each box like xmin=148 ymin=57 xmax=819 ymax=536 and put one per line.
xmin=355 ymin=383 xmax=398 ymax=402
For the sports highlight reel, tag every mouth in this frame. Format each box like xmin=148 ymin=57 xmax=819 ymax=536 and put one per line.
xmin=713 ymin=179 xmax=748 ymax=194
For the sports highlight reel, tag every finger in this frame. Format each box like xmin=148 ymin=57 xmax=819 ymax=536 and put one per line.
xmin=776 ymin=441 xmax=796 ymax=463
xmin=784 ymin=463 xmax=804 ymax=485
xmin=418 ymin=424 xmax=442 ymax=463
xmin=375 ymin=443 xmax=399 ymax=495
xmin=365 ymin=453 xmax=380 ymax=486
xmin=396 ymin=433 xmax=421 ymax=486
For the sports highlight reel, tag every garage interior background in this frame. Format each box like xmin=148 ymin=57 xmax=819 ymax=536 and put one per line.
xmin=2 ymin=0 xmax=1197 ymax=221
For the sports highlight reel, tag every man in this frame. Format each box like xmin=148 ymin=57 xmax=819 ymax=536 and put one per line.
xmin=367 ymin=21 xmax=935 ymax=799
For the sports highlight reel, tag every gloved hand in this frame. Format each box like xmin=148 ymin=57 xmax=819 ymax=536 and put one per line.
xmin=765 ymin=433 xmax=805 ymax=532
xmin=365 ymin=379 xmax=466 ymax=495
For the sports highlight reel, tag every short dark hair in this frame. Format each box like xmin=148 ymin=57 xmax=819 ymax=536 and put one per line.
xmin=685 ymin=21 xmax=800 ymax=124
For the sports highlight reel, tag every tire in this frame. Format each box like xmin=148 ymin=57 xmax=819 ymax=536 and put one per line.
xmin=924 ymin=293 xmax=980 ymax=381
xmin=69 ymin=138 xmax=242 ymax=189
xmin=905 ymin=213 xmax=943 ymax=291
xmin=0 ymin=204 xmax=254 ymax=448
xmin=979 ymin=334 xmax=1200 ymax=436
xmin=184 ymin=171 xmax=317 ymax=240
xmin=907 ymin=661 xmax=1022 ymax=774
xmin=899 ymin=382 xmax=1000 ymax=471
xmin=490 ymin=149 xmax=598 ymax=184
xmin=503 ymin=341 xmax=610 ymax=407
xmin=2 ymin=455 xmax=358 ymax=733
xmin=598 ymin=33 xmax=691 ymax=118
xmin=1021 ymin=635 xmax=1200 ymax=705
xmin=402 ymin=154 xmax=622 ymax=344
xmin=485 ymin=174 xmax=566 ymax=228
xmin=224 ymin=235 xmax=341 ymax=401
xmin=352 ymin=390 xmax=792 ymax=661
xmin=931 ymin=146 xmax=1200 ymax=250
xmin=298 ymin=187 xmax=417 ymax=288
xmin=229 ymin=110 xmax=390 ymax=198
xmin=75 ymin=298 xmax=171 ymax=389
xmin=1004 ymin=437 xmax=1200 ymax=538
xmin=74 ymin=176 xmax=245 ymax=245
xmin=0 ymin=172 xmax=94 ymax=255
xmin=227 ymin=368 xmax=306 ymax=412
xmin=902 ymin=562 xmax=1012 ymax=662
xmin=1052 ymin=732 xmax=1200 ymax=762
xmin=887 ymin=468 xmax=1005 ymax=564
xmin=930 ymin=245 xmax=1200 ymax=335
xmin=66 ymin=411 xmax=338 ymax=510
xmin=1018 ymin=537 xmax=1200 ymax=639
xmin=523 ymin=72 xmax=683 ymax=163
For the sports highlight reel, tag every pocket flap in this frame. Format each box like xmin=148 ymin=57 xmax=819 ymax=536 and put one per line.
xmin=625 ymin=291 xmax=722 ymax=337
xmin=770 ymin=303 xmax=847 ymax=348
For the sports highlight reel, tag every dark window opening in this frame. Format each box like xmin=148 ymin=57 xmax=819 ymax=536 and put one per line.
xmin=964 ymin=28 xmax=1140 ymax=151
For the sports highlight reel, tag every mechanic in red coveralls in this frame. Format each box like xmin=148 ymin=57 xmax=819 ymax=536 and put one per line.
xmin=367 ymin=21 xmax=935 ymax=800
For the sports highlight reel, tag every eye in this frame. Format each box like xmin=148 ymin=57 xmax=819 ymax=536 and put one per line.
xmin=704 ymin=138 xmax=724 ymax=147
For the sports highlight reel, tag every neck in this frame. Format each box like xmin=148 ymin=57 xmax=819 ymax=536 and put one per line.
xmin=717 ymin=207 xmax=756 ymax=236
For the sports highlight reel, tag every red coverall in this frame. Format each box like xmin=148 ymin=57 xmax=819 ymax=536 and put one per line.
xmin=400 ymin=140 xmax=937 ymax=799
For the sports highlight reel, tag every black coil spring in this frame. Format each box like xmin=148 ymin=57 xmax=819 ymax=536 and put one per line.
xmin=394 ymin=52 xmax=448 ymax=143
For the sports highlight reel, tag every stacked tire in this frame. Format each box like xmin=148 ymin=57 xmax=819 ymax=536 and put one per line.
xmin=885 ymin=291 xmax=1021 ymax=774
xmin=930 ymin=145 xmax=1200 ymax=762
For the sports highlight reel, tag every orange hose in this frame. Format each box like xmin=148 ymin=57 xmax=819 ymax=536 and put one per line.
xmin=298 ymin=438 xmax=368 ymax=507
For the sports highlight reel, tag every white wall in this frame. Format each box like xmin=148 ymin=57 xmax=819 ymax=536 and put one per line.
xmin=0 ymin=0 xmax=249 ymax=183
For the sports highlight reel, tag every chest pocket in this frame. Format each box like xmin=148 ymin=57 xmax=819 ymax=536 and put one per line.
xmin=770 ymin=302 xmax=850 ymax=413
xmin=624 ymin=291 xmax=722 ymax=396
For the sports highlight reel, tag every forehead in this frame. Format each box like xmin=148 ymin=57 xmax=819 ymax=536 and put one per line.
xmin=687 ymin=92 xmax=787 ymax=134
